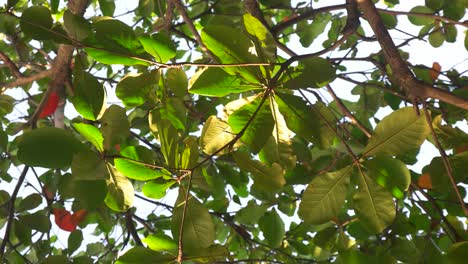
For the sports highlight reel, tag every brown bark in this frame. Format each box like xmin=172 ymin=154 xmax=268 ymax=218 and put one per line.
xmin=357 ymin=0 xmax=468 ymax=110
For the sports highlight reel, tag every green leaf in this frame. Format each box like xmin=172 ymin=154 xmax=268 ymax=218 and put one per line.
xmin=228 ymin=95 xmax=274 ymax=153
xmin=116 ymin=246 xmax=173 ymax=264
xmin=201 ymin=24 xmax=262 ymax=82
xmin=259 ymin=209 xmax=285 ymax=248
xmin=73 ymin=180 xmax=107 ymax=210
xmin=380 ymin=13 xmax=398 ymax=29
xmin=18 ymin=193 xmax=42 ymax=212
xmin=200 ymin=116 xmax=236 ymax=155
xmin=43 ymin=255 xmax=68 ymax=264
xmin=142 ymin=233 xmax=177 ymax=253
xmin=18 ymin=127 xmax=86 ymax=168
xmin=116 ymin=71 xmax=159 ymax=107
xmin=115 ymin=146 xmax=164 ymax=181
xmin=276 ymin=93 xmax=335 ymax=148
xmin=71 ymin=150 xmax=107 ymax=180
xmin=18 ymin=211 xmax=51 ymax=233
xmin=234 ymin=200 xmax=269 ymax=225
xmin=166 ymin=68 xmax=188 ymax=98
xmin=363 ymin=107 xmax=430 ymax=157
xmin=20 ymin=6 xmax=53 ymax=40
xmin=298 ymin=166 xmax=352 ymax=225
xmin=243 ymin=13 xmax=276 ymax=62
xmin=444 ymin=23 xmax=457 ymax=43
xmin=429 ymin=30 xmax=445 ymax=47
xmin=285 ymin=57 xmax=336 ymax=88
xmin=443 ymin=0 xmax=465 ymax=20
xmin=63 ymin=10 xmax=91 ymax=41
xmin=85 ymin=47 xmax=150 ymax=66
xmin=73 ymin=123 xmax=104 ymax=152
xmin=141 ymin=175 xmax=174 ymax=197
xmin=408 ymin=6 xmax=434 ymax=25
xmin=98 ymin=0 xmax=115 ymax=16
xmin=71 ymin=71 xmax=106 ymax=121
xmin=234 ymin=151 xmax=285 ymax=192
xmin=149 ymin=108 xmax=180 ymax=167
xmin=138 ymin=33 xmax=176 ymax=63
xmin=189 ymin=67 xmax=260 ymax=97
xmin=426 ymin=0 xmax=445 ymax=10
xmin=100 ymin=105 xmax=130 ymax=150
xmin=390 ymin=237 xmax=421 ymax=263
xmin=446 ymin=241 xmax=468 ymax=264
xmin=172 ymin=191 xmax=215 ymax=252
xmin=259 ymin=98 xmax=296 ymax=169
xmin=353 ymin=171 xmax=396 ymax=234
xmin=364 ymin=156 xmax=410 ymax=199
xmin=68 ymin=230 xmax=83 ymax=255
xmin=104 ymin=164 xmax=134 ymax=212
xmin=0 ymin=95 xmax=14 ymax=117
xmin=297 ymin=13 xmax=332 ymax=47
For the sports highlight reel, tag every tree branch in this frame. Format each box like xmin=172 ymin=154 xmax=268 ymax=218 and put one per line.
xmin=357 ymin=0 xmax=468 ymax=110
xmin=422 ymin=103 xmax=468 ymax=216
xmin=0 ymin=50 xmax=22 ymax=78
xmin=326 ymin=84 xmax=371 ymax=138
xmin=0 ymin=166 xmax=29 ymax=259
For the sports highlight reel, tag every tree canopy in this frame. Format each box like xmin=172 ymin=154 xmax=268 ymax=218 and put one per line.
xmin=0 ymin=0 xmax=467 ymax=263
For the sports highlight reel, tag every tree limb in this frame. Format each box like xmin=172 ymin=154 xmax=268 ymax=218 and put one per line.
xmin=357 ymin=0 xmax=468 ymax=110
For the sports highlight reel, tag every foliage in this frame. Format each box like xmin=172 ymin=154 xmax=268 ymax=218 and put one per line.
xmin=0 ymin=0 xmax=467 ymax=263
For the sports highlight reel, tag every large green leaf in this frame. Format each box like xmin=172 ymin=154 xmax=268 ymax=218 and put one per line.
xmin=298 ymin=166 xmax=352 ymax=225
xmin=259 ymin=98 xmax=296 ymax=169
xmin=353 ymin=169 xmax=396 ymax=234
xmin=20 ymin=6 xmax=53 ymax=40
xmin=100 ymin=105 xmax=130 ymax=150
xmin=297 ymin=13 xmax=332 ymax=47
xmin=18 ymin=211 xmax=51 ymax=233
xmin=18 ymin=127 xmax=86 ymax=168
xmin=276 ymin=93 xmax=335 ymax=149
xmin=446 ymin=241 xmax=468 ymax=264
xmin=142 ymin=233 xmax=177 ymax=253
xmin=98 ymin=0 xmax=115 ymax=16
xmin=104 ymin=164 xmax=134 ymax=212
xmin=116 ymin=71 xmax=159 ymax=107
xmin=234 ymin=151 xmax=285 ymax=192
xmin=114 ymin=146 xmax=165 ymax=181
xmin=171 ymin=191 xmax=215 ymax=252
xmin=142 ymin=179 xmax=176 ymax=199
xmin=228 ymin=95 xmax=274 ymax=153
xmin=189 ymin=67 xmax=261 ymax=97
xmin=115 ymin=247 xmax=173 ymax=264
xmin=408 ymin=6 xmax=434 ymax=25
xmin=63 ymin=10 xmax=91 ymax=41
xmin=85 ymin=47 xmax=151 ymax=66
xmin=364 ymin=156 xmax=410 ymax=199
xmin=71 ymin=150 xmax=107 ymax=180
xmin=243 ymin=13 xmax=276 ymax=62
xmin=73 ymin=180 xmax=107 ymax=210
xmin=71 ymin=71 xmax=106 ymax=121
xmin=138 ymin=33 xmax=176 ymax=63
xmin=259 ymin=209 xmax=285 ymax=248
xmin=73 ymin=123 xmax=104 ymax=152
xmin=363 ymin=107 xmax=430 ymax=157
xmin=285 ymin=57 xmax=336 ymax=88
xmin=166 ymin=68 xmax=188 ymax=98
xmin=149 ymin=108 xmax=180 ymax=168
xmin=0 ymin=95 xmax=15 ymax=117
xmin=201 ymin=24 xmax=262 ymax=83
xmin=200 ymin=116 xmax=236 ymax=155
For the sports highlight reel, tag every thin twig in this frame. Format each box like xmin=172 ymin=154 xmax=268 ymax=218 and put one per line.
xmin=172 ymin=0 xmax=217 ymax=61
xmin=0 ymin=50 xmax=22 ymax=78
xmin=326 ymin=84 xmax=372 ymax=138
xmin=0 ymin=166 xmax=29 ymax=259
xmin=422 ymin=103 xmax=468 ymax=216
xmin=125 ymin=210 xmax=143 ymax=246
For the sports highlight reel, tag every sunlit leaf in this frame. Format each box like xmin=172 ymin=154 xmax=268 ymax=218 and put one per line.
xmin=172 ymin=190 xmax=215 ymax=252
xmin=104 ymin=164 xmax=134 ymax=212
xmin=73 ymin=123 xmax=104 ymax=152
xmin=299 ymin=165 xmax=352 ymax=225
xmin=200 ymin=116 xmax=236 ymax=155
xmin=363 ymin=107 xmax=430 ymax=157
xmin=364 ymin=156 xmax=410 ymax=199
xmin=189 ymin=67 xmax=260 ymax=97
xmin=353 ymin=169 xmax=396 ymax=234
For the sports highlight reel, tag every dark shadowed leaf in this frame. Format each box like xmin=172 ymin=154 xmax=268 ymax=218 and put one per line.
xmin=18 ymin=127 xmax=86 ymax=168
xmin=20 ymin=6 xmax=53 ymax=40
xmin=116 ymin=71 xmax=159 ymax=107
xmin=104 ymin=164 xmax=134 ymax=212
xmin=71 ymin=71 xmax=106 ymax=121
